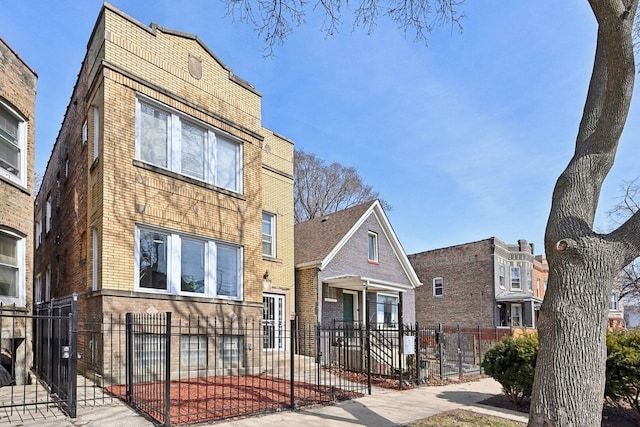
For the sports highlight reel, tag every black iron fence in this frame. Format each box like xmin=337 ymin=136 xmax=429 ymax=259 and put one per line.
xmin=1 ymin=302 xmax=520 ymax=426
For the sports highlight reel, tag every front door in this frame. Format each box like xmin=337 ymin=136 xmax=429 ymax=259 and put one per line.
xmin=263 ymin=294 xmax=285 ymax=350
xmin=343 ymin=291 xmax=359 ymax=327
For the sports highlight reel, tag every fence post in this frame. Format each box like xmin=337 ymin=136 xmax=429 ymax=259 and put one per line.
xmin=477 ymin=325 xmax=483 ymax=374
xmin=415 ymin=322 xmax=420 ymax=385
xmin=438 ymin=323 xmax=443 ymax=380
xmin=290 ymin=319 xmax=296 ymax=409
xmin=366 ymin=316 xmax=371 ymax=395
xmin=398 ymin=321 xmax=404 ymax=390
xmin=67 ymin=294 xmax=78 ymax=418
xmin=125 ymin=313 xmax=133 ymax=404
xmin=457 ymin=324 xmax=462 ymax=379
xmin=164 ymin=312 xmax=171 ymax=427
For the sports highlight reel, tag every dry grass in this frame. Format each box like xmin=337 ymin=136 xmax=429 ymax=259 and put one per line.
xmin=406 ymin=409 xmax=526 ymax=427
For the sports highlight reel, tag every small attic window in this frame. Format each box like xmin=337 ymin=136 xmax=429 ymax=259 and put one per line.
xmin=188 ymin=54 xmax=202 ymax=80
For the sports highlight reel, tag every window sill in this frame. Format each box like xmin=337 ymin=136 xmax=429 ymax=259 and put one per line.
xmin=367 ymin=260 xmax=379 ymax=265
xmin=88 ymin=288 xmax=244 ymax=303
xmin=133 ymin=160 xmax=245 ymax=200
xmin=0 ymin=173 xmax=29 ymax=195
xmin=263 ymin=255 xmax=282 ymax=264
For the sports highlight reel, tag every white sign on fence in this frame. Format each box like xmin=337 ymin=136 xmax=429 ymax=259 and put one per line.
xmin=403 ymin=335 xmax=415 ymax=355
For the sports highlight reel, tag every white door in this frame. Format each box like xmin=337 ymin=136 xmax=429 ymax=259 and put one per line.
xmin=263 ymin=294 xmax=285 ymax=350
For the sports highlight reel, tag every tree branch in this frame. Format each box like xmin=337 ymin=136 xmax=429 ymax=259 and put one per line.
xmin=609 ymin=208 xmax=640 ymax=266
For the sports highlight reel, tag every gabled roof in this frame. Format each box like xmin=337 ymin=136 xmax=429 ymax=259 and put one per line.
xmin=294 ymin=200 xmax=421 ymax=288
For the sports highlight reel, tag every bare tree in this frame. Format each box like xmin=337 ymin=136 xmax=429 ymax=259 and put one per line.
xmin=227 ymin=1 xmax=640 ymax=425
xmin=608 ymin=178 xmax=640 ymax=303
xmin=294 ymin=149 xmax=390 ymax=223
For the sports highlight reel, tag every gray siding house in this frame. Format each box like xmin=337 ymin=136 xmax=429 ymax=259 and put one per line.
xmin=295 ymin=200 xmax=421 ymax=328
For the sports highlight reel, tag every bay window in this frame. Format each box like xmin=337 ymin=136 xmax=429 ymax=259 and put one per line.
xmin=136 ymin=226 xmax=242 ymax=300
xmin=136 ymin=98 xmax=242 ymax=193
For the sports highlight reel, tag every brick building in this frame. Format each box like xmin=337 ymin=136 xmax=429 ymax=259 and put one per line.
xmin=33 ymin=4 xmax=294 ymax=370
xmin=0 ymin=37 xmax=37 ymax=384
xmin=409 ymin=238 xmax=542 ymax=329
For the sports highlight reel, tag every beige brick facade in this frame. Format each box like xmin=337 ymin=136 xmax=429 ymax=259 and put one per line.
xmin=0 ymin=37 xmax=37 ymax=384
xmin=33 ymin=2 xmax=294 ymax=339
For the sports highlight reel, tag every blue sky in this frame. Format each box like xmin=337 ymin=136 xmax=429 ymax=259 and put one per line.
xmin=2 ymin=1 xmax=638 ymax=255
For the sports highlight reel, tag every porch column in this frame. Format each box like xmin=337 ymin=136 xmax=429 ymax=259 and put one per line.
xmin=362 ymin=281 xmax=369 ymax=326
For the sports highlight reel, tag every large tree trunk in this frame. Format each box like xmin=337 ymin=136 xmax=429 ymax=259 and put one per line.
xmin=529 ymin=1 xmax=640 ymax=426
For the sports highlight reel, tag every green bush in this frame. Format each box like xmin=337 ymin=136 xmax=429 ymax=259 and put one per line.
xmin=482 ymin=333 xmax=538 ymax=406
xmin=605 ymin=329 xmax=640 ymax=413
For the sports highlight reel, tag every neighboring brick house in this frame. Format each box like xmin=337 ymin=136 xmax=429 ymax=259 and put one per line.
xmin=0 ymin=37 xmax=37 ymax=384
xmin=409 ymin=238 xmax=542 ymax=329
xmin=33 ymin=3 xmax=293 ymax=370
xmin=260 ymin=130 xmax=295 ymax=350
xmin=295 ymin=200 xmax=421 ymax=329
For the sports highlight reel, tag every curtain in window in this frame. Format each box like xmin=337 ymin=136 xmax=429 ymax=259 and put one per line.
xmin=216 ymin=136 xmax=238 ymax=191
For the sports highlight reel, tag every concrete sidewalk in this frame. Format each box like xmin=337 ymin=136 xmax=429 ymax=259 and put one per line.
xmin=5 ymin=377 xmax=528 ymax=426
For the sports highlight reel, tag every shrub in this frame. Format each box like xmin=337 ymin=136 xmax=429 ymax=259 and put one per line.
xmin=605 ymin=329 xmax=640 ymax=413
xmin=482 ymin=333 xmax=538 ymax=406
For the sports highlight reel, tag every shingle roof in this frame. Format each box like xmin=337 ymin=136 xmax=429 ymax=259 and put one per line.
xmin=294 ymin=200 xmax=377 ymax=266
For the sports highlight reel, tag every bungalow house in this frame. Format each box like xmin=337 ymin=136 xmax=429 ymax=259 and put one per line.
xmin=295 ymin=200 xmax=421 ymax=329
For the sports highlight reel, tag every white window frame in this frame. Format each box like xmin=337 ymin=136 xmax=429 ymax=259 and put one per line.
xmin=0 ymin=229 xmax=25 ymax=306
xmin=433 ymin=277 xmax=443 ymax=297
xmin=368 ymin=231 xmax=378 ymax=262
xmin=134 ymin=225 xmax=243 ymax=301
xmin=0 ymin=99 xmax=28 ymax=187
xmin=610 ymin=293 xmax=619 ymax=311
xmin=45 ymin=196 xmax=52 ymax=233
xmin=135 ymin=97 xmax=243 ymax=194
xmin=526 ymin=268 xmax=533 ymax=291
xmin=376 ymin=293 xmax=399 ymax=328
xmin=82 ymin=120 xmax=88 ymax=145
xmin=35 ymin=217 xmax=42 ymax=248
xmin=35 ymin=273 xmax=42 ymax=303
xmin=511 ymin=303 xmax=523 ymax=327
xmin=92 ymin=106 xmax=100 ymax=161
xmin=498 ymin=264 xmax=505 ymax=289
xmin=510 ymin=267 xmax=521 ymax=290
xmin=45 ymin=265 xmax=51 ymax=301
xmin=262 ymin=212 xmax=276 ymax=258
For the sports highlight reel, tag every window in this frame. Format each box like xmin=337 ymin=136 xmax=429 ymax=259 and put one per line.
xmin=219 ymin=335 xmax=244 ymax=367
xmin=610 ymin=293 xmax=619 ymax=311
xmin=511 ymin=304 xmax=523 ymax=327
xmin=498 ymin=265 xmax=505 ymax=288
xmin=35 ymin=274 xmax=42 ymax=303
xmin=544 ymin=280 xmax=548 ymax=291
xmin=180 ymin=335 xmax=207 ymax=369
xmin=92 ymin=106 xmax=100 ymax=160
xmin=262 ymin=212 xmax=276 ymax=258
xmin=82 ymin=120 xmax=88 ymax=144
xmin=45 ymin=265 xmax=51 ymax=301
xmin=136 ymin=226 xmax=243 ymax=300
xmin=65 ymin=158 xmax=69 ymax=177
xmin=433 ymin=277 xmax=443 ymax=297
xmin=135 ymin=333 xmax=166 ymax=369
xmin=35 ymin=217 xmax=42 ymax=248
xmin=536 ymin=279 xmax=541 ymax=296
xmin=377 ymin=294 xmax=398 ymax=328
xmin=0 ymin=230 xmax=23 ymax=303
xmin=526 ymin=268 xmax=533 ymax=291
xmin=368 ymin=232 xmax=378 ymax=262
xmin=136 ymin=99 xmax=242 ymax=193
xmin=92 ymin=228 xmax=99 ymax=291
xmin=510 ymin=267 xmax=521 ymax=290
xmin=46 ymin=196 xmax=52 ymax=233
xmin=0 ymin=100 xmax=27 ymax=186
